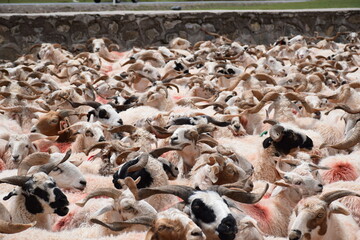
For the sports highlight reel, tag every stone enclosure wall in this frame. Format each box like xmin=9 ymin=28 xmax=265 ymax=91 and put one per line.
xmin=0 ymin=9 xmax=359 ymax=60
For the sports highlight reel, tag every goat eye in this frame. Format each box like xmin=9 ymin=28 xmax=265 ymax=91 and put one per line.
xmin=317 ymin=213 xmax=324 ymax=218
xmin=25 ymin=145 xmax=29 ymax=148
xmin=294 ymin=181 xmax=302 ymax=185
xmin=50 ymin=119 xmax=58 ymax=124
xmin=85 ymin=130 xmax=94 ymax=137
xmin=47 ymin=182 xmax=56 ymax=188
xmin=52 ymin=167 xmax=63 ymax=173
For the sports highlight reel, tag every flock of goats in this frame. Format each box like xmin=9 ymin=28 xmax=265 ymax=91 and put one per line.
xmin=0 ymin=30 xmax=359 ymax=240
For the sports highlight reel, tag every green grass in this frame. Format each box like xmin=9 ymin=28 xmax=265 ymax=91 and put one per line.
xmin=0 ymin=0 xmax=359 ymax=10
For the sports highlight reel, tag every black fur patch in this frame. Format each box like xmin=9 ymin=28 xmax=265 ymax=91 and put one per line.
xmin=262 ymin=137 xmax=273 ymax=148
xmin=191 ymin=198 xmax=216 ymax=223
xmin=98 ymin=109 xmax=109 ymax=119
xmin=174 ymin=62 xmax=184 ymax=71
xmin=34 ymin=187 xmax=49 ymax=202
xmin=24 ymin=194 xmax=44 ymax=214
xmin=113 ymin=158 xmax=153 ymax=189
xmin=216 ymin=214 xmax=237 ymax=240
xmin=49 ymin=188 xmax=69 ymax=210
xmin=87 ymin=110 xmax=96 ymax=122
xmin=300 ymin=136 xmax=313 ymax=150
xmin=264 ymin=130 xmax=313 ymax=155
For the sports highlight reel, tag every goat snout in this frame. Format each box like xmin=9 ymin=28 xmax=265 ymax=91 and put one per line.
xmin=12 ymin=155 xmax=20 ymax=162
xmin=289 ymin=229 xmax=302 ymax=240
xmin=217 ymin=214 xmax=237 ymax=240
xmin=98 ymin=136 xmax=106 ymax=142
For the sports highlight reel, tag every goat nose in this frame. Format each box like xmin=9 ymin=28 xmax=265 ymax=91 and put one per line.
xmin=234 ymin=125 xmax=240 ymax=130
xmin=30 ymin=128 xmax=37 ymax=133
xmin=289 ymin=229 xmax=302 ymax=240
xmin=99 ymin=136 xmax=105 ymax=142
xmin=318 ymin=184 xmax=323 ymax=189
xmin=80 ymin=180 xmax=87 ymax=186
xmin=12 ymin=155 xmax=19 ymax=161
xmin=190 ymin=229 xmax=203 ymax=237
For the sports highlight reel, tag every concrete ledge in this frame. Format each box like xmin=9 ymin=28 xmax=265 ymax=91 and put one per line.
xmin=0 ymin=9 xmax=359 ymax=60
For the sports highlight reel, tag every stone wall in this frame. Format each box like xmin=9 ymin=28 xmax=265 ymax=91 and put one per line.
xmin=0 ymin=9 xmax=359 ymax=60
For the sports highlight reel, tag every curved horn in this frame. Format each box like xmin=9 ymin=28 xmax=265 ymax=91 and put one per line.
xmin=246 ymin=92 xmax=280 ymax=114
xmin=214 ymin=183 xmax=269 ymax=204
xmin=223 ymin=73 xmax=251 ymax=92
xmin=205 ymin=115 xmax=231 ymax=127
xmin=85 ymin=142 xmax=110 ymax=155
xmin=127 ymin=153 xmax=149 ymax=173
xmin=254 ymin=73 xmax=277 ymax=86
xmin=76 ymin=188 xmax=123 ymax=207
xmin=0 ymin=220 xmax=36 ymax=234
xmin=329 ymin=120 xmax=360 ymax=149
xmin=149 ymin=143 xmax=190 ymax=158
xmin=18 ymin=152 xmax=51 ymax=176
xmin=320 ymin=190 xmax=360 ymax=205
xmin=58 ymin=109 xmax=77 ymax=119
xmin=90 ymin=216 xmax=155 ymax=232
xmin=146 ymin=120 xmax=174 ymax=139
xmin=327 ymin=104 xmax=360 ymax=115
xmin=108 ymin=125 xmax=137 ymax=134
xmin=0 ymin=176 xmax=31 ymax=187
xmin=269 ymin=125 xmax=285 ymax=142
xmin=138 ymin=185 xmax=195 ymax=203
xmin=263 ymin=119 xmax=279 ymax=125
xmin=39 ymin=150 xmax=71 ymax=175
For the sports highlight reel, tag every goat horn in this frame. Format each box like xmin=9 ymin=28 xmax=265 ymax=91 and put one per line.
xmin=320 ymin=190 xmax=360 ymax=205
xmin=196 ymin=124 xmax=217 ymax=134
xmin=0 ymin=176 xmax=31 ymax=187
xmin=246 ymin=92 xmax=280 ymax=114
xmin=329 ymin=120 xmax=360 ymax=149
xmin=263 ymin=119 xmax=279 ymax=125
xmin=223 ymin=73 xmax=251 ymax=91
xmin=76 ymin=188 xmax=123 ymax=207
xmin=275 ymin=159 xmax=289 ymax=179
xmin=0 ymin=106 xmax=23 ymax=112
xmin=146 ymin=120 xmax=173 ymax=139
xmin=17 ymin=81 xmax=42 ymax=94
xmin=326 ymin=104 xmax=360 ymax=114
xmin=214 ymin=183 xmax=269 ymax=204
xmin=149 ymin=143 xmax=190 ymax=158
xmin=254 ymin=73 xmax=277 ymax=86
xmin=0 ymin=220 xmax=36 ymax=234
xmin=0 ymin=80 xmax=11 ymax=87
xmin=60 ymin=97 xmax=101 ymax=109
xmin=85 ymin=142 xmax=109 ymax=155
xmin=198 ymin=134 xmax=218 ymax=147
xmin=285 ymin=92 xmax=323 ymax=113
xmin=115 ymin=149 xmax=140 ymax=165
xmin=58 ymin=109 xmax=77 ymax=119
xmin=16 ymin=94 xmax=40 ymax=100
xmin=18 ymin=152 xmax=51 ymax=176
xmin=205 ymin=115 xmax=231 ymax=127
xmin=138 ymin=185 xmax=195 ymax=203
xmin=127 ymin=153 xmax=149 ymax=173
xmin=108 ymin=125 xmax=137 ymax=134
xmin=118 ymin=177 xmax=140 ymax=200
xmin=269 ymin=125 xmax=285 ymax=142
xmin=90 ymin=216 xmax=155 ymax=231
xmin=39 ymin=149 xmax=71 ymax=175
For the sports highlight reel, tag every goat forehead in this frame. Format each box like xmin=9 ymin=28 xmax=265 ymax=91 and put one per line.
xmin=158 ymin=208 xmax=192 ymax=226
xmin=190 ymin=191 xmax=229 ymax=212
xmin=32 ymin=172 xmax=53 ymax=183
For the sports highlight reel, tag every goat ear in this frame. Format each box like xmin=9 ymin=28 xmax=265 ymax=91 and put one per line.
xmin=29 ymin=133 xmax=48 ymax=142
xmin=0 ymin=133 xmax=10 ymax=141
xmin=94 ymin=204 xmax=114 ymax=217
xmin=145 ymin=230 xmax=156 ymax=240
xmin=329 ymin=202 xmax=350 ymax=216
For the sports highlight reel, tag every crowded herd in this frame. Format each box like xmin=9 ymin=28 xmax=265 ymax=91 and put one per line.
xmin=0 ymin=30 xmax=359 ymax=240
